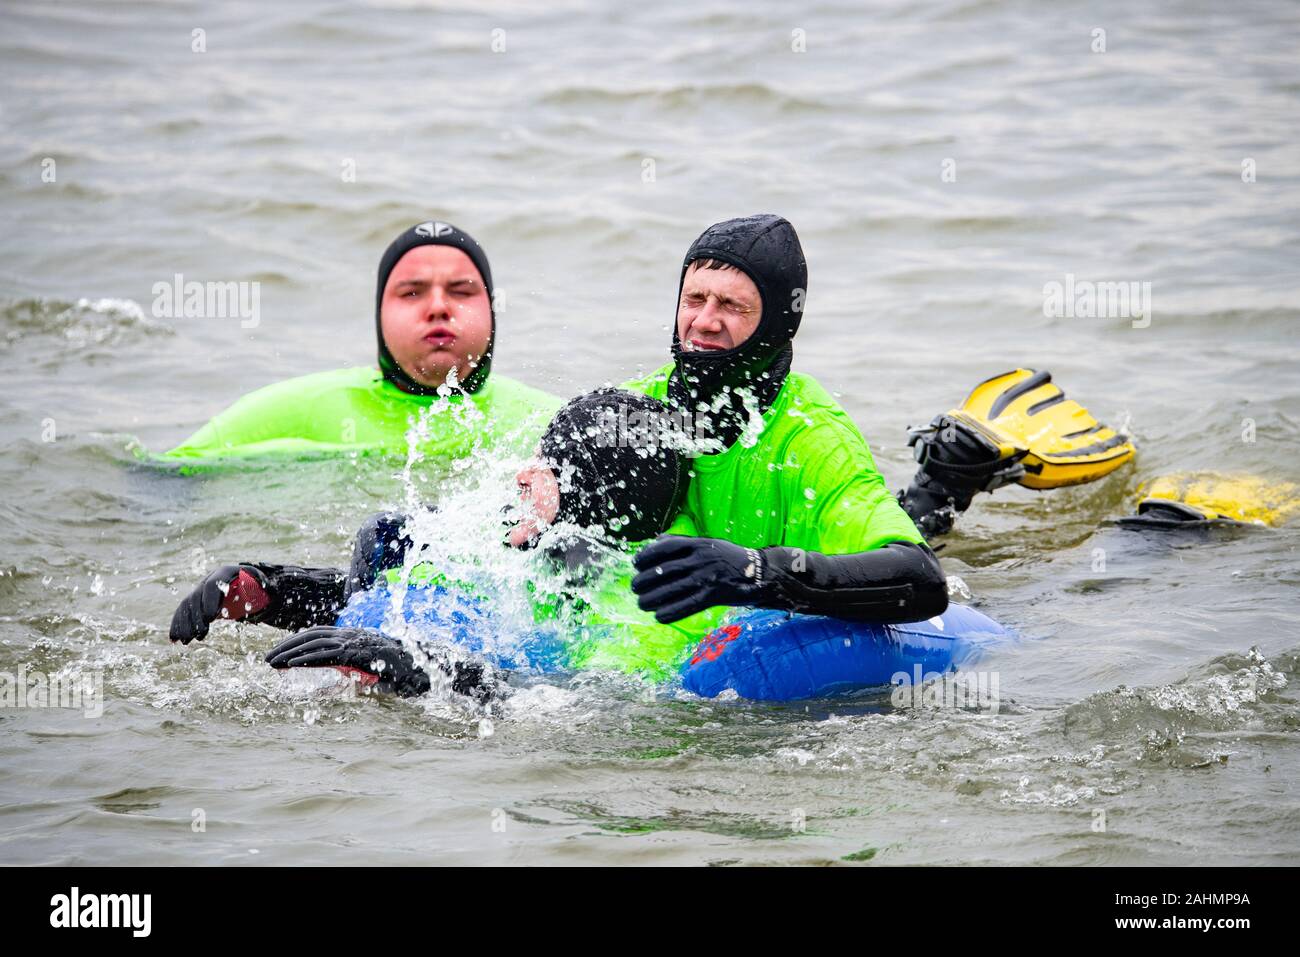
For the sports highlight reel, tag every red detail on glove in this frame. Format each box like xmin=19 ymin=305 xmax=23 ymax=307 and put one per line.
xmin=332 ymin=666 xmax=380 ymax=687
xmin=221 ymin=569 xmax=270 ymax=621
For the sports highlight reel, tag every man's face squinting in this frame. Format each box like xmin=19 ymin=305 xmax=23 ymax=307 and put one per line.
xmin=676 ymin=261 xmax=762 ymax=354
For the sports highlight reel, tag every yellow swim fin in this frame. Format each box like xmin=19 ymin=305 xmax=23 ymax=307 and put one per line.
xmin=1120 ymin=472 xmax=1300 ymax=528
xmin=946 ymin=369 xmax=1135 ymax=490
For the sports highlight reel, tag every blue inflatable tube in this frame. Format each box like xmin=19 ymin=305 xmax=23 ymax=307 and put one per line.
xmin=335 ymin=583 xmax=569 ymax=672
xmin=338 ymin=583 xmax=1011 ymax=702
xmin=678 ymin=604 xmax=1010 ymax=701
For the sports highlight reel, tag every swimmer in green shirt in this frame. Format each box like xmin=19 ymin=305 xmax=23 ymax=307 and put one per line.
xmin=624 ymin=215 xmax=949 ymax=626
xmin=164 ymin=220 xmax=561 ymax=463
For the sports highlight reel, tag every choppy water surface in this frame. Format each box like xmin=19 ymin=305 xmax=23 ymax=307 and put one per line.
xmin=2 ymin=0 xmax=1298 ymax=864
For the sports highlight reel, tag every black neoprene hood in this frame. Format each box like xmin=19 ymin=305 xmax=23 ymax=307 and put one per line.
xmin=539 ymin=389 xmax=688 ymax=542
xmin=668 ymin=214 xmax=808 ymax=445
xmin=374 ymin=220 xmax=495 ymax=395
xmin=672 ymin=213 xmax=807 ymax=364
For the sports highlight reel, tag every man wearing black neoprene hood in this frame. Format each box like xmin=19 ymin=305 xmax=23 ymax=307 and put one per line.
xmin=166 ymin=220 xmax=560 ymax=461
xmin=623 ymin=214 xmax=950 ymax=625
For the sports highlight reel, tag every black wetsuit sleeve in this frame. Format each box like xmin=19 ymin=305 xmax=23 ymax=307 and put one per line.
xmin=757 ymin=541 xmax=949 ymax=623
xmin=245 ymin=563 xmax=348 ymax=632
xmin=238 ymin=512 xmax=422 ymax=634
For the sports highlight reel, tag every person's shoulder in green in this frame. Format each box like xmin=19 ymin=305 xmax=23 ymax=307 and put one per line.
xmin=165 ymin=366 xmax=560 ymax=461
xmin=622 ymin=362 xmax=672 ymax=400
xmin=478 ymin=374 xmax=564 ymax=442
xmin=767 ymin=372 xmax=925 ymax=553
xmin=165 ymin=366 xmax=379 ymax=458
xmin=161 ymin=220 xmax=560 ymax=463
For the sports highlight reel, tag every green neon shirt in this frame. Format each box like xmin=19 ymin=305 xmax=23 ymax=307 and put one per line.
xmin=388 ymin=549 xmax=723 ymax=682
xmin=624 ymin=362 xmax=924 ymax=554
xmin=561 ymin=560 xmax=724 ymax=681
xmin=162 ymin=366 xmax=562 ymax=463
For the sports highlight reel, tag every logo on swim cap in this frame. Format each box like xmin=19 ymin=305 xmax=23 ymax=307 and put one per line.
xmin=414 ymin=221 xmax=454 ymax=239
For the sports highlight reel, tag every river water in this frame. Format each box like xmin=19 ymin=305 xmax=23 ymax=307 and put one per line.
xmin=2 ymin=0 xmax=1298 ymax=865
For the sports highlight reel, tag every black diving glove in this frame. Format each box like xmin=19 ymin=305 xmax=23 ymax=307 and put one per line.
xmin=898 ymin=473 xmax=969 ymax=538
xmin=631 ymin=536 xmax=767 ymax=624
xmin=264 ymin=626 xmax=494 ymax=701
xmin=170 ymin=564 xmax=271 ymax=644
xmin=899 ymin=413 xmax=1026 ymax=537
xmin=632 ymin=535 xmax=950 ymax=626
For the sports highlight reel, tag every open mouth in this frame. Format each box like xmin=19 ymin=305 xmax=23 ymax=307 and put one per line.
xmin=684 ymin=338 xmax=728 ymax=352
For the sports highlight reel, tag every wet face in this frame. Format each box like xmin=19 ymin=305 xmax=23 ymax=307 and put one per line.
xmin=380 ymin=245 xmax=492 ymax=389
xmin=676 ymin=261 xmax=762 ymax=353
xmin=507 ymin=462 xmax=560 ymax=548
